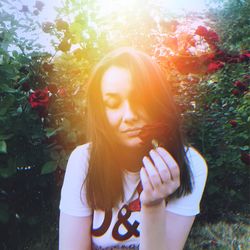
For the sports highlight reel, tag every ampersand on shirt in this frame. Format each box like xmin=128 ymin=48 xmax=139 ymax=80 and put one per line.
xmin=112 ymin=204 xmax=140 ymax=241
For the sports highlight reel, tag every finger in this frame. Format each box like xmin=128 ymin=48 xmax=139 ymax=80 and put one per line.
xmin=149 ymin=149 xmax=171 ymax=183
xmin=155 ymin=147 xmax=180 ymax=181
xmin=142 ymin=156 xmax=162 ymax=189
xmin=140 ymin=166 xmax=153 ymax=192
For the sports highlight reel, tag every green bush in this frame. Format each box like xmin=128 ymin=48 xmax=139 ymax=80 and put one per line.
xmin=179 ymin=0 xmax=250 ymax=217
xmin=0 ymin=2 xmax=85 ymax=248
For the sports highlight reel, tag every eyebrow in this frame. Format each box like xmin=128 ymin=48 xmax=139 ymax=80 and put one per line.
xmin=103 ymin=93 xmax=120 ymax=97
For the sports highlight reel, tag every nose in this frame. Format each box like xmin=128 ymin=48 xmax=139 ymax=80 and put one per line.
xmin=122 ymin=101 xmax=138 ymax=122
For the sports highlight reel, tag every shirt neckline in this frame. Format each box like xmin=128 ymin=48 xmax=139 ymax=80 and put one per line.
xmin=123 ymin=168 xmax=140 ymax=175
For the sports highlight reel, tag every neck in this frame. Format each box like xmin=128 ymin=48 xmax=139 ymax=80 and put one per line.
xmin=117 ymin=146 xmax=149 ymax=172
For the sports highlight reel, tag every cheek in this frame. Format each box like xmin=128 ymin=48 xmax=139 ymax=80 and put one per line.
xmin=139 ymin=109 xmax=152 ymax=123
xmin=105 ymin=110 xmax=121 ymax=128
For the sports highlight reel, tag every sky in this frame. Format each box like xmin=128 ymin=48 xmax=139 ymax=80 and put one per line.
xmin=5 ymin=0 xmax=219 ymax=53
xmin=19 ymin=0 xmax=213 ymax=22
xmin=157 ymin=0 xmax=211 ymax=13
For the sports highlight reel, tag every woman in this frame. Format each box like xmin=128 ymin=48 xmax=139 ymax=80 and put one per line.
xmin=59 ymin=47 xmax=208 ymax=250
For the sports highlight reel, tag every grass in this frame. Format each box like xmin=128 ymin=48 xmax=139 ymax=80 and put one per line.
xmin=185 ymin=220 xmax=250 ymax=249
xmin=19 ymin=215 xmax=250 ymax=250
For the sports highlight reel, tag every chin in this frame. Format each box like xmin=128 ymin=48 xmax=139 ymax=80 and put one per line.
xmin=121 ymin=137 xmax=144 ymax=148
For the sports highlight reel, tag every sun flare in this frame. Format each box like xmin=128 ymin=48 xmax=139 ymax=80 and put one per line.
xmin=96 ymin=0 xmax=138 ymax=17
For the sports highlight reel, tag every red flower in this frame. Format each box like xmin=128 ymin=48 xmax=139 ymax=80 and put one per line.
xmin=204 ymin=104 xmax=210 ymax=110
xmin=138 ymin=122 xmax=172 ymax=146
xmin=169 ymin=55 xmax=207 ymax=75
xmin=48 ymin=84 xmax=58 ymax=94
xmin=215 ymin=50 xmax=228 ymax=61
xmin=21 ymin=82 xmax=30 ymax=92
xmin=231 ymin=89 xmax=240 ymax=96
xmin=243 ymin=75 xmax=250 ymax=80
xmin=241 ymin=152 xmax=250 ymax=165
xmin=164 ymin=37 xmax=178 ymax=51
xmin=29 ymin=88 xmax=49 ymax=109
xmin=229 ymin=120 xmax=237 ymax=127
xmin=195 ymin=26 xmax=208 ymax=37
xmin=206 ymin=53 xmax=215 ymax=60
xmin=233 ymin=81 xmax=248 ymax=91
xmin=207 ymin=61 xmax=224 ymax=73
xmin=244 ymin=53 xmax=250 ymax=58
xmin=233 ymin=80 xmax=241 ymax=87
xmin=195 ymin=26 xmax=219 ymax=49
xmin=207 ymin=30 xmax=219 ymax=43
xmin=238 ymin=53 xmax=250 ymax=62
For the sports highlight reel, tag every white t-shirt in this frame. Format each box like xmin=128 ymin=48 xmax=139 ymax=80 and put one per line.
xmin=59 ymin=143 xmax=208 ymax=249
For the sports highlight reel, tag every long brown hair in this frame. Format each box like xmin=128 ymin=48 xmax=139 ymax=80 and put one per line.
xmin=84 ymin=47 xmax=193 ymax=210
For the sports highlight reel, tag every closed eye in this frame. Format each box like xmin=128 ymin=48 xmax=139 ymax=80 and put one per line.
xmin=103 ymin=96 xmax=121 ymax=109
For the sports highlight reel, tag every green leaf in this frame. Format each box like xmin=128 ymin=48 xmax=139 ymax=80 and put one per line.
xmin=18 ymin=76 xmax=29 ymax=85
xmin=0 ymin=141 xmax=7 ymax=153
xmin=45 ymin=127 xmax=62 ymax=138
xmin=240 ymin=146 xmax=249 ymax=151
xmin=0 ymin=134 xmax=14 ymax=140
xmin=50 ymin=150 xmax=60 ymax=160
xmin=12 ymin=50 xmax=18 ymax=58
xmin=0 ymin=84 xmax=16 ymax=93
xmin=0 ymin=55 xmax=4 ymax=65
xmin=17 ymin=106 xmax=22 ymax=113
xmin=0 ymin=95 xmax=15 ymax=115
xmin=41 ymin=161 xmax=57 ymax=175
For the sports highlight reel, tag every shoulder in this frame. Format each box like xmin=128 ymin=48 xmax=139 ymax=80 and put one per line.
xmin=59 ymin=142 xmax=93 ymax=216
xmin=70 ymin=142 xmax=91 ymax=160
xmin=184 ymin=146 xmax=208 ymax=177
xmin=66 ymin=142 xmax=92 ymax=175
xmin=68 ymin=142 xmax=91 ymax=163
xmin=165 ymin=146 xmax=208 ymax=216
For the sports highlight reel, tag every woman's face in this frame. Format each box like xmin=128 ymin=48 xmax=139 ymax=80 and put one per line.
xmin=101 ymin=65 xmax=151 ymax=148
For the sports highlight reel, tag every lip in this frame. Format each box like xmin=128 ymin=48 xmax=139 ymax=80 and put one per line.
xmin=121 ymin=127 xmax=142 ymax=133
xmin=121 ymin=128 xmax=142 ymax=137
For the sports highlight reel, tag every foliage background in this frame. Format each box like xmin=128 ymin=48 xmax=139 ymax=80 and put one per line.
xmin=0 ymin=0 xmax=249 ymax=249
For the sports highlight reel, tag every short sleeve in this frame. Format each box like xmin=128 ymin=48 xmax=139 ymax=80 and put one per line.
xmin=166 ymin=147 xmax=208 ymax=216
xmin=59 ymin=143 xmax=92 ymax=217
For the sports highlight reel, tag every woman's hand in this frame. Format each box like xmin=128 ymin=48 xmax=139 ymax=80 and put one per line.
xmin=139 ymin=147 xmax=180 ymax=207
